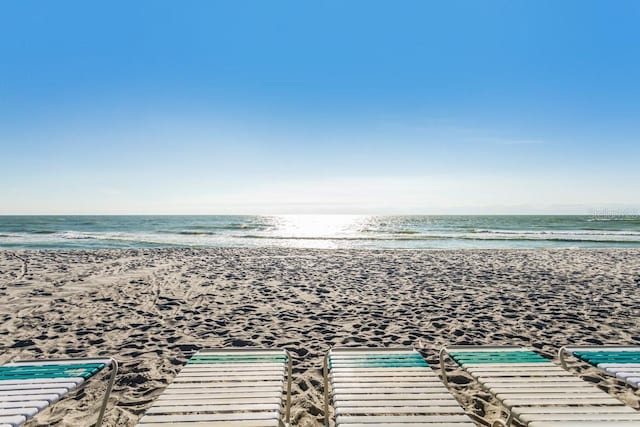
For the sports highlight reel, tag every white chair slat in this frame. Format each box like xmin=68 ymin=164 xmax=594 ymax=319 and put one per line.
xmin=335 ymin=393 xmax=455 ymax=401
xmin=0 ymin=415 xmax=27 ymax=426
xmin=0 ymin=378 xmax=83 ymax=386
xmin=137 ymin=420 xmax=278 ymax=427
xmin=5 ymin=359 xmax=111 ymax=367
xmin=336 ymin=414 xmax=473 ymax=424
xmin=145 ymin=403 xmax=281 ymax=414
xmin=139 ymin=411 xmax=280 ymax=423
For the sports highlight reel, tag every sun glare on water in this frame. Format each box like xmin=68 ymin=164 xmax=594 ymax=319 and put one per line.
xmin=271 ymin=215 xmax=369 ymax=242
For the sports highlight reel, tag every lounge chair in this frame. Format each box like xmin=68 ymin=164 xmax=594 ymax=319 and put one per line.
xmin=136 ymin=348 xmax=292 ymax=427
xmin=323 ymin=347 xmax=476 ymax=427
xmin=439 ymin=345 xmax=640 ymax=426
xmin=0 ymin=356 xmax=118 ymax=427
xmin=559 ymin=345 xmax=640 ymax=388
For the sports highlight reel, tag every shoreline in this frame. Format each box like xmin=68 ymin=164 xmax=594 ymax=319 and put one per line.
xmin=1 ymin=248 xmax=639 ymax=426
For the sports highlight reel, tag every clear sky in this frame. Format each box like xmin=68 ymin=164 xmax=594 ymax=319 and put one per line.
xmin=1 ymin=1 xmax=639 ymax=214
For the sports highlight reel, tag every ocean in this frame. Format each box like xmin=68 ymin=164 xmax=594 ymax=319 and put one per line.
xmin=1 ymin=215 xmax=640 ymax=250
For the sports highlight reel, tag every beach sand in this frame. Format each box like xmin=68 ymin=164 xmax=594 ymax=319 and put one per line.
xmin=1 ymin=248 xmax=639 ymax=426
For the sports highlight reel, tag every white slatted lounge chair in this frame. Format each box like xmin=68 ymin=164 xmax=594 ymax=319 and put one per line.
xmin=439 ymin=345 xmax=640 ymax=427
xmin=136 ymin=348 xmax=292 ymax=427
xmin=559 ymin=345 xmax=640 ymax=388
xmin=323 ymin=347 xmax=476 ymax=427
xmin=0 ymin=356 xmax=118 ymax=427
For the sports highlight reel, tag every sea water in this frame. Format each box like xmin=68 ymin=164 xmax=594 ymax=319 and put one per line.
xmin=1 ymin=215 xmax=639 ymax=250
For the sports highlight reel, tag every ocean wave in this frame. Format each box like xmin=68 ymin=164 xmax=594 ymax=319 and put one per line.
xmin=176 ymin=231 xmax=218 ymax=236
xmin=232 ymin=232 xmax=640 ymax=243
xmin=472 ymin=228 xmax=640 ymax=237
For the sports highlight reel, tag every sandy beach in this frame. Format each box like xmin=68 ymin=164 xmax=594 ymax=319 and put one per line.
xmin=1 ymin=248 xmax=639 ymax=426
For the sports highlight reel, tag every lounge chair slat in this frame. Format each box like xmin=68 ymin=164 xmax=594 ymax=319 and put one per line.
xmin=496 ymin=391 xmax=618 ymax=399
xmin=461 ymin=363 xmax=556 ymax=368
xmin=332 ymin=381 xmax=444 ymax=388
xmin=335 ymin=393 xmax=456 ymax=401
xmin=337 ymin=424 xmax=475 ymax=427
xmin=481 ymin=376 xmax=587 ymax=384
xmin=0 ymin=393 xmax=61 ymax=402
xmin=465 ymin=365 xmax=565 ymax=372
xmin=332 ymin=387 xmax=451 ymax=396
xmin=180 ymin=366 xmax=284 ymax=372
xmin=529 ymin=422 xmax=640 ymax=427
xmin=170 ymin=380 xmax=283 ymax=386
xmin=336 ymin=405 xmax=465 ymax=415
xmin=335 ymin=415 xmax=473 ymax=424
xmin=611 ymin=368 xmax=640 ymax=374
xmin=489 ymin=386 xmax=602 ymax=393
xmin=0 ymin=383 xmax=78 ymax=391
xmin=520 ymin=413 xmax=640 ymax=422
xmin=184 ymin=362 xmax=284 ymax=368
xmin=139 ymin=412 xmax=280 ymax=422
xmin=137 ymin=422 xmax=278 ymax=427
xmin=331 ymin=347 xmax=422 ymax=358
xmin=504 ymin=398 xmax=624 ymax=406
xmin=0 ymin=415 xmax=26 ymax=426
xmin=0 ymin=388 xmax=68 ymax=397
xmin=195 ymin=348 xmax=287 ymax=357
xmin=0 ymin=401 xmax=48 ymax=410
xmin=467 ymin=370 xmax=573 ymax=377
xmin=332 ymin=372 xmax=437 ymax=379
xmin=0 ymin=407 xmax=38 ymax=417
xmin=154 ymin=397 xmax=281 ymax=405
xmin=332 ymin=375 xmax=440 ymax=382
xmin=331 ymin=367 xmax=433 ymax=373
xmin=5 ymin=359 xmax=112 ymax=367
xmin=514 ymin=406 xmax=638 ymax=414
xmin=335 ymin=399 xmax=465 ymax=407
xmin=599 ymin=363 xmax=640 ymax=368
xmin=173 ymin=374 xmax=283 ymax=381
xmin=165 ymin=384 xmax=281 ymax=392
xmin=0 ymin=378 xmax=83 ymax=386
xmin=145 ymin=403 xmax=280 ymax=414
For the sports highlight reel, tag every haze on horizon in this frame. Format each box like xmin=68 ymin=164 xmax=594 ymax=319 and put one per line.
xmin=1 ymin=1 xmax=639 ymax=215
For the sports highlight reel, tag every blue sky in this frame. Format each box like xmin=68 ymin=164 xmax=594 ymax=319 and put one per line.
xmin=1 ymin=1 xmax=639 ymax=214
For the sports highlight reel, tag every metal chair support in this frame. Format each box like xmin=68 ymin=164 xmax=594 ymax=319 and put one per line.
xmin=285 ymin=350 xmax=292 ymax=427
xmin=439 ymin=346 xmax=450 ymax=386
xmin=95 ymin=357 xmax=118 ymax=427
xmin=323 ymin=352 xmax=330 ymax=427
xmin=558 ymin=345 xmax=570 ymax=370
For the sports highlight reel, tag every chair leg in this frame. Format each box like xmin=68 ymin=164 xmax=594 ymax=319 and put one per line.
xmin=285 ymin=350 xmax=292 ymax=427
xmin=323 ymin=353 xmax=330 ymax=427
xmin=95 ymin=357 xmax=118 ymax=427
